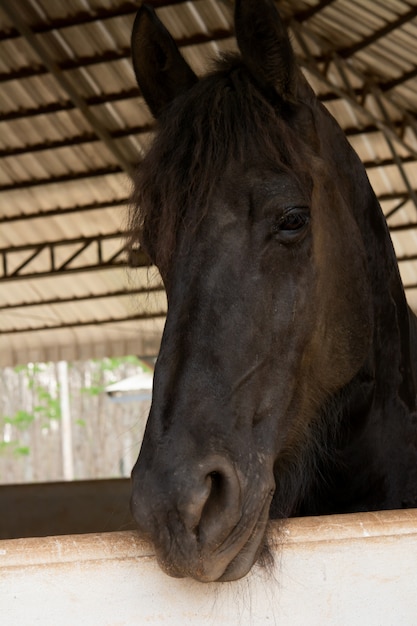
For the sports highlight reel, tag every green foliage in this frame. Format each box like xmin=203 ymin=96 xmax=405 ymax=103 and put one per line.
xmin=1 ymin=355 xmax=146 ymax=461
xmin=1 ymin=362 xmax=62 ymax=458
xmin=13 ymin=363 xmax=43 ymax=375
xmin=95 ymin=356 xmax=142 ymax=371
xmin=33 ymin=388 xmax=61 ymax=421
xmin=80 ymin=385 xmax=103 ymax=396
xmin=0 ymin=440 xmax=30 ymax=457
xmin=4 ymin=410 xmax=34 ymax=430
xmin=0 ymin=440 xmax=15 ymax=453
xmin=80 ymin=355 xmax=145 ymax=397
xmin=14 ymin=446 xmax=30 ymax=457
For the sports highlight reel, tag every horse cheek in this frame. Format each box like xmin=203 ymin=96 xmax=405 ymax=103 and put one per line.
xmin=312 ymin=216 xmax=372 ymax=392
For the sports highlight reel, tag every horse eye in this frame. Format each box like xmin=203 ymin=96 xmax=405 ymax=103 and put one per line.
xmin=272 ymin=208 xmax=310 ymax=243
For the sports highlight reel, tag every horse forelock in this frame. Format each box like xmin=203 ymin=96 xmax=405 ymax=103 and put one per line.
xmin=129 ymin=54 xmax=313 ymax=276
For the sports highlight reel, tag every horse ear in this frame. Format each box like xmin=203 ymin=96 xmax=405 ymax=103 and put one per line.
xmin=131 ymin=5 xmax=198 ymax=118
xmin=235 ymin=0 xmax=296 ymax=99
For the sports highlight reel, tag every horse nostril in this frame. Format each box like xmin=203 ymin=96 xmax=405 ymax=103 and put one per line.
xmin=192 ymin=460 xmax=241 ymax=549
xmin=208 ymin=470 xmax=222 ymax=496
xmin=199 ymin=471 xmax=224 ymax=526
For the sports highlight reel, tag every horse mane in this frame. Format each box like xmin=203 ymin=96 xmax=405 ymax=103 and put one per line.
xmin=129 ymin=54 xmax=312 ymax=275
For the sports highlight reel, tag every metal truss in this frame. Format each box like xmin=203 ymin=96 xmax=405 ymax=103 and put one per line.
xmin=1 ymin=222 xmax=413 ymax=285
xmin=0 ymin=233 xmax=149 ymax=282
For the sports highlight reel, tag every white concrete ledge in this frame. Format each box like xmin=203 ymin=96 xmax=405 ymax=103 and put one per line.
xmin=1 ymin=509 xmax=417 ymax=625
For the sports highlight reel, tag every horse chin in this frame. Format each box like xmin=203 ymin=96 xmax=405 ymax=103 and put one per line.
xmin=156 ymin=492 xmax=273 ymax=583
xmin=217 ymin=499 xmax=271 ymax=582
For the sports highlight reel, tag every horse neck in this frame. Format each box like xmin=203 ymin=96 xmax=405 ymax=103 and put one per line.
xmin=359 ymin=188 xmax=417 ymax=410
xmin=321 ymin=111 xmax=417 ymax=409
xmin=295 ymin=100 xmax=417 ymax=512
xmin=305 ymin=221 xmax=417 ymax=513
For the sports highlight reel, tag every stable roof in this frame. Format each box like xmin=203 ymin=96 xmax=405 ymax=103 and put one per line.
xmin=1 ymin=0 xmax=417 ymax=366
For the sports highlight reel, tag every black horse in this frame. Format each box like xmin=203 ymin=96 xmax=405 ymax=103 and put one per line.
xmin=129 ymin=0 xmax=417 ymax=582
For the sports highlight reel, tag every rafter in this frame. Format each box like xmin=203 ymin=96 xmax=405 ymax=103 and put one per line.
xmin=397 ymin=253 xmax=417 ymax=264
xmin=293 ymin=0 xmax=337 ymax=23
xmin=4 ymin=122 xmax=415 ymax=175
xmin=0 ymin=285 xmax=164 ymax=311
xmin=1 ymin=311 xmax=167 ymax=335
xmin=0 ymin=35 xmax=417 ymax=129
xmin=0 ymin=87 xmax=139 ymax=122
xmin=0 ymin=0 xmax=185 ymax=41
xmin=0 ymin=167 xmax=123 ymax=192
xmin=0 ymin=199 xmax=128 ymax=224
xmin=1 ymin=112 xmax=410 ymax=161
xmin=370 ymin=86 xmax=417 ymax=210
xmin=385 ymin=197 xmax=410 ymax=220
xmin=335 ymin=6 xmax=417 ymax=60
xmin=2 ymin=162 xmax=415 ymax=206
xmin=0 ymin=0 xmax=135 ymax=178
xmin=292 ymin=28 xmax=414 ymax=155
xmin=0 ymin=124 xmax=151 ymax=159
xmin=383 ymin=66 xmax=417 ymax=92
xmin=0 ymin=29 xmax=233 ymax=84
xmin=290 ymin=21 xmax=417 ymax=212
xmin=1 ymin=63 xmax=413 ymax=126
xmin=390 ymin=223 xmax=417 ymax=232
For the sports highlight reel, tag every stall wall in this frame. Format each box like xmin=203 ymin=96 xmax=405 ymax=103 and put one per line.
xmin=1 ymin=479 xmax=135 ymax=539
xmin=1 ymin=509 xmax=416 ymax=625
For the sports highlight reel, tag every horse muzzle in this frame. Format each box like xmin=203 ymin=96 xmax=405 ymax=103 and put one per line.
xmin=131 ymin=453 xmax=274 ymax=582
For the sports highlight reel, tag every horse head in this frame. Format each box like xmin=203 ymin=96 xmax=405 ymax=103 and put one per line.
xmin=129 ymin=0 xmax=416 ymax=582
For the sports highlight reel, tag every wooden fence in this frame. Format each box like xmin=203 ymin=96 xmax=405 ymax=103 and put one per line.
xmin=0 ymin=358 xmax=150 ymax=484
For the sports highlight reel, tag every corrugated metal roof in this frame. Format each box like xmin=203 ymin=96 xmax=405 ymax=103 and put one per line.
xmin=1 ymin=0 xmax=417 ymax=366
